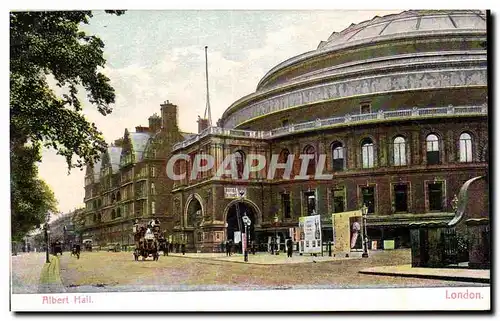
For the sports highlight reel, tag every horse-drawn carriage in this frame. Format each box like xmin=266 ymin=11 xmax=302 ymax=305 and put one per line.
xmin=51 ymin=241 xmax=63 ymax=256
xmin=133 ymin=219 xmax=160 ymax=261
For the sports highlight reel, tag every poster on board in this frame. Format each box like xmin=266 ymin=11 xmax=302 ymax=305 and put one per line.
xmin=298 ymin=215 xmax=322 ymax=254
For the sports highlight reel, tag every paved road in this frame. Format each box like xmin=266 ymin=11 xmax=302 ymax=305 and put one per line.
xmin=58 ymin=249 xmax=487 ymax=293
xmin=11 ymin=252 xmax=47 ymax=294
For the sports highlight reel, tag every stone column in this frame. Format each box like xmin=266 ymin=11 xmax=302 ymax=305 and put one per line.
xmin=378 ymin=133 xmax=387 ymax=167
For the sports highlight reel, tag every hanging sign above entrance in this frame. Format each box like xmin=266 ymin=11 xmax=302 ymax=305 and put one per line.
xmin=224 ymin=187 xmax=247 ymax=199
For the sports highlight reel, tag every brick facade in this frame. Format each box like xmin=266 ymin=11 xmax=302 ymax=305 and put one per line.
xmin=82 ymin=101 xmax=188 ymax=246
xmin=171 ymin=115 xmax=488 ymax=252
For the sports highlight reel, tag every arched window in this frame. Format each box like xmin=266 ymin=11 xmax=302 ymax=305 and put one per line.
xmin=235 ymin=150 xmax=245 ymax=179
xmin=361 ymin=138 xmax=374 ymax=168
xmin=459 ymin=132 xmax=473 ymax=163
xmin=331 ymin=142 xmax=344 ymax=171
xmin=151 ymin=183 xmax=156 ymax=195
xmin=426 ymin=134 xmax=440 ymax=165
xmin=111 ymin=209 xmax=116 ymax=220
xmin=304 ymin=145 xmax=316 ymax=176
xmin=393 ymin=136 xmax=407 ymax=166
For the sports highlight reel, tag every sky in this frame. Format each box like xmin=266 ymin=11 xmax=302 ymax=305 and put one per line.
xmin=37 ymin=9 xmax=408 ymax=213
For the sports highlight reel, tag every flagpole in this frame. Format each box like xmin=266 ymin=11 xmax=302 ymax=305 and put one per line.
xmin=204 ymin=46 xmax=212 ymax=126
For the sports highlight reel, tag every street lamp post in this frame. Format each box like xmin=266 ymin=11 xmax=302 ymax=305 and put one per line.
xmin=236 ymin=189 xmax=245 ymax=259
xmin=361 ymin=204 xmax=369 ymax=258
xmin=242 ymin=212 xmax=251 ymax=262
xmin=44 ymin=223 xmax=50 ymax=263
xmin=44 ymin=212 xmax=51 ymax=263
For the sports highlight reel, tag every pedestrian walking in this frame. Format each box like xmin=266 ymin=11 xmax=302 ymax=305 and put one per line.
xmin=181 ymin=243 xmax=186 ymax=255
xmin=227 ymin=240 xmax=233 ymax=256
xmin=286 ymin=239 xmax=293 ymax=257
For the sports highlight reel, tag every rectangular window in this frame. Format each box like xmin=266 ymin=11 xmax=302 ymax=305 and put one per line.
xmin=361 ymin=186 xmax=375 ymax=214
xmin=428 ymin=182 xmax=443 ymax=211
xmin=304 ymin=191 xmax=316 ymax=216
xmin=151 ymin=167 xmax=156 ymax=177
xmin=281 ymin=193 xmax=291 ymax=219
xmin=394 ymin=184 xmax=408 ymax=212
xmin=360 ymin=102 xmax=371 ymax=114
xmin=333 ymin=188 xmax=346 ymax=213
xmin=151 ymin=201 xmax=156 ymax=215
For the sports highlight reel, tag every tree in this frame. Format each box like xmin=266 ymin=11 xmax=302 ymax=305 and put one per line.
xmin=10 ymin=145 xmax=58 ymax=241
xmin=10 ymin=10 xmax=124 ymax=240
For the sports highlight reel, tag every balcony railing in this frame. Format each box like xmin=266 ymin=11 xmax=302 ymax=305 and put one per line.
xmin=172 ymin=105 xmax=487 ymax=151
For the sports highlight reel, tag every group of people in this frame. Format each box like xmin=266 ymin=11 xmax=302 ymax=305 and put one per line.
xmin=220 ymin=238 xmax=295 ymax=257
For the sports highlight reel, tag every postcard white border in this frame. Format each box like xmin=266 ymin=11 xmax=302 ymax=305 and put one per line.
xmin=11 ymin=287 xmax=490 ymax=311
xmin=3 ymin=0 xmax=497 ymax=317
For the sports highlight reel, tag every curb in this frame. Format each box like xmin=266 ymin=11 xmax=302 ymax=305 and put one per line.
xmin=358 ymin=270 xmax=490 ymax=284
xmin=39 ymin=255 xmax=66 ymax=293
xmin=167 ymin=254 xmax=360 ymax=266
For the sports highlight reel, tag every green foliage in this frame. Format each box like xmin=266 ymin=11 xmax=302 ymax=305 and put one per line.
xmin=10 ymin=10 xmax=124 ymax=240
xmin=10 ymin=142 xmax=57 ymax=241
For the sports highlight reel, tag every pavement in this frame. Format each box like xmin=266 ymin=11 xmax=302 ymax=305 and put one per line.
xmin=11 ymin=252 xmax=66 ymax=294
xmin=359 ymin=265 xmax=490 ymax=284
xmin=11 ymin=252 xmax=46 ymax=294
xmin=167 ymin=251 xmax=363 ymax=264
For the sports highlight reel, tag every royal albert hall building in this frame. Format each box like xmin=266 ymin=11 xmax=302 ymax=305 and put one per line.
xmin=170 ymin=10 xmax=488 ymax=252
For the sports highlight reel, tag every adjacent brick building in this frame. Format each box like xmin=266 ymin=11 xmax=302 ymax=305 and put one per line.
xmin=82 ymin=101 xmax=192 ymax=246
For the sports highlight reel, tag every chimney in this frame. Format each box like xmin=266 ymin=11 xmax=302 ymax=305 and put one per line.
xmin=148 ymin=113 xmax=161 ymax=133
xmin=197 ymin=116 xmax=209 ymax=133
xmin=135 ymin=126 xmax=150 ymax=133
xmin=160 ymin=100 xmax=178 ymax=132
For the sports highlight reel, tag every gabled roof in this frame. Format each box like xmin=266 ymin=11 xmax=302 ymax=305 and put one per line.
xmin=129 ymin=132 xmax=151 ymax=162
xmin=108 ymin=146 xmax=122 ymax=173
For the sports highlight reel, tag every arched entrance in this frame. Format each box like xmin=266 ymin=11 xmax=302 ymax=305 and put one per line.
xmin=185 ymin=194 xmax=204 ymax=251
xmin=186 ymin=198 xmax=202 ymax=227
xmin=225 ymin=202 xmax=256 ymax=244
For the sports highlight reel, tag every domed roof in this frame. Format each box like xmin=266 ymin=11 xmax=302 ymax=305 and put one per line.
xmin=318 ymin=10 xmax=486 ymax=51
xmin=255 ymin=10 xmax=486 ymax=92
